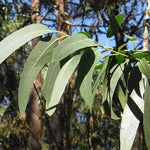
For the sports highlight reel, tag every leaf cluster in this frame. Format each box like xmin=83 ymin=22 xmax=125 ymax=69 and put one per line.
xmin=0 ymin=19 xmax=150 ymax=149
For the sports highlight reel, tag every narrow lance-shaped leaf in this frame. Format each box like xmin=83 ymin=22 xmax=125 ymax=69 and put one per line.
xmin=120 ymin=103 xmax=140 ymax=150
xmin=93 ymin=56 xmax=109 ymax=95
xmin=99 ymin=57 xmax=111 ymax=105
xmin=0 ymin=24 xmax=52 ymax=64
xmin=143 ymin=80 xmax=150 ymax=149
xmin=80 ymin=48 xmax=100 ymax=111
xmin=120 ymin=78 xmax=145 ymax=150
xmin=118 ymin=82 xmax=127 ymax=109
xmin=132 ymin=52 xmax=150 ymax=61
xmin=76 ymin=48 xmax=95 ymax=88
xmin=110 ymin=63 xmax=125 ymax=100
xmin=93 ymin=56 xmax=110 ymax=106
xmin=18 ymin=36 xmax=58 ymax=115
xmin=43 ymin=62 xmax=61 ymax=105
xmin=52 ymin=32 xmax=98 ymax=62
xmin=109 ymin=63 xmax=125 ymax=119
xmin=46 ymin=55 xmax=81 ymax=116
xmin=124 ymin=34 xmax=137 ymax=42
xmin=40 ymin=66 xmax=48 ymax=89
xmin=117 ymin=62 xmax=129 ymax=109
xmin=139 ymin=58 xmax=150 ymax=81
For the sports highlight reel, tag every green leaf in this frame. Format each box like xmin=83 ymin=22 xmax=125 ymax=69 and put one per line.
xmin=52 ymin=33 xmax=98 ymax=62
xmin=102 ymin=75 xmax=108 ymax=103
xmin=106 ymin=92 xmax=120 ymax=120
xmin=118 ymin=83 xmax=127 ymax=109
xmin=79 ymin=48 xmax=100 ymax=111
xmin=110 ymin=63 xmax=125 ymax=103
xmin=139 ymin=58 xmax=150 ymax=81
xmin=77 ymin=31 xmax=90 ymax=38
xmin=46 ymin=55 xmax=81 ymax=116
xmin=144 ymin=80 xmax=150 ymax=149
xmin=132 ymin=52 xmax=150 ymax=61
xmin=43 ymin=62 xmax=61 ymax=105
xmin=109 ymin=63 xmax=125 ymax=119
xmin=40 ymin=66 xmax=48 ymax=89
xmin=95 ymin=63 xmax=103 ymax=70
xmin=124 ymin=34 xmax=137 ymax=42
xmin=0 ymin=24 xmax=51 ymax=64
xmin=118 ymin=43 xmax=128 ymax=51
xmin=76 ymin=48 xmax=95 ymax=88
xmin=107 ymin=13 xmax=124 ymax=38
xmin=100 ymin=57 xmax=111 ymax=104
xmin=115 ymin=50 xmax=126 ymax=63
xmin=120 ymin=80 xmax=145 ymax=150
xmin=18 ymin=36 xmax=58 ymax=115
xmin=107 ymin=26 xmax=113 ymax=38
xmin=115 ymin=13 xmax=124 ymax=26
xmin=93 ymin=57 xmax=109 ymax=94
xmin=120 ymin=104 xmax=140 ymax=150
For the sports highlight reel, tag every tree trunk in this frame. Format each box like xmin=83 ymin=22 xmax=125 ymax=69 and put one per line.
xmin=56 ymin=0 xmax=70 ymax=39
xmin=28 ymin=82 xmax=42 ymax=150
xmin=65 ymin=75 xmax=74 ymax=150
xmin=111 ymin=5 xmax=126 ymax=49
xmin=143 ymin=0 xmax=150 ymax=50
xmin=28 ymin=0 xmax=42 ymax=150
xmin=49 ymin=0 xmax=72 ymax=149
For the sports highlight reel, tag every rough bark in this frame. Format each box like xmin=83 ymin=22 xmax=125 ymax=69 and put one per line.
xmin=56 ymin=0 xmax=71 ymax=39
xmin=28 ymin=0 xmax=42 ymax=150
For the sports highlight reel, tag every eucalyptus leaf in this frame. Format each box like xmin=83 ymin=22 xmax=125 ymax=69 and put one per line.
xmin=109 ymin=63 xmax=125 ymax=119
xmin=100 ymin=57 xmax=111 ymax=104
xmin=139 ymin=58 xmax=150 ymax=81
xmin=115 ymin=13 xmax=124 ymax=26
xmin=43 ymin=62 xmax=60 ymax=105
xmin=76 ymin=48 xmax=95 ymax=88
xmin=93 ymin=57 xmax=109 ymax=94
xmin=118 ymin=84 xmax=127 ymax=109
xmin=117 ymin=65 xmax=129 ymax=109
xmin=46 ymin=55 xmax=81 ymax=116
xmin=95 ymin=63 xmax=103 ymax=70
xmin=144 ymin=80 xmax=150 ymax=149
xmin=115 ymin=51 xmax=126 ymax=63
xmin=18 ymin=36 xmax=58 ymax=115
xmin=118 ymin=43 xmax=128 ymax=51
xmin=0 ymin=24 xmax=51 ymax=64
xmin=52 ymin=33 xmax=98 ymax=62
xmin=120 ymin=104 xmax=140 ymax=150
xmin=40 ymin=66 xmax=48 ymax=90
xmin=132 ymin=52 xmax=150 ymax=61
xmin=124 ymin=34 xmax=137 ymax=42
xmin=80 ymin=48 xmax=100 ymax=111
xmin=120 ymin=79 xmax=145 ymax=150
xmin=110 ymin=63 xmax=125 ymax=102
xmin=107 ymin=13 xmax=124 ymax=38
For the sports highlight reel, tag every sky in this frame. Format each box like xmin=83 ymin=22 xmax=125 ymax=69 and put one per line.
xmin=2 ymin=0 xmax=147 ymax=51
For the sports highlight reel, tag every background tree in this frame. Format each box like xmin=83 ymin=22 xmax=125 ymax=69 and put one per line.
xmin=0 ymin=1 xmax=31 ymax=149
xmin=27 ymin=0 xmax=42 ymax=150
